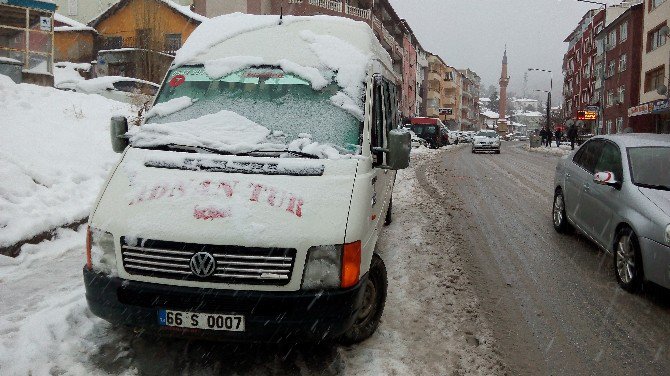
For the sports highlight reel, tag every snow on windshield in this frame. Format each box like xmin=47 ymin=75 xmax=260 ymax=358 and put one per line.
xmin=146 ymin=96 xmax=194 ymax=119
xmin=130 ymin=110 xmax=278 ymax=154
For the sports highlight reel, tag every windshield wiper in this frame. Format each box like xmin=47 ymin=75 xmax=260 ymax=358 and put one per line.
xmin=136 ymin=143 xmax=235 ymax=156
xmin=248 ymin=149 xmax=321 ymax=159
xmin=636 ymin=183 xmax=670 ymax=191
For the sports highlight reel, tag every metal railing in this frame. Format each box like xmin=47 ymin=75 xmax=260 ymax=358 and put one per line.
xmin=345 ymin=4 xmax=371 ymax=19
xmin=308 ymin=0 xmax=342 ymax=12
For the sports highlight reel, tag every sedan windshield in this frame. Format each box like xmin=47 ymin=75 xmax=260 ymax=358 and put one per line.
xmin=628 ymin=147 xmax=670 ymax=190
xmin=476 ymin=131 xmax=498 ymax=138
xmin=142 ymin=66 xmax=362 ymax=155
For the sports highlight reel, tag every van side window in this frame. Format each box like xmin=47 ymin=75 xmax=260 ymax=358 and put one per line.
xmin=371 ymin=77 xmax=384 ymax=165
xmin=383 ymin=80 xmax=394 ymax=137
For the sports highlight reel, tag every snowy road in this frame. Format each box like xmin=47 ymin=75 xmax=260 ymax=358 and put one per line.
xmin=0 ymin=147 xmax=504 ymax=376
xmin=423 ymin=142 xmax=670 ymax=375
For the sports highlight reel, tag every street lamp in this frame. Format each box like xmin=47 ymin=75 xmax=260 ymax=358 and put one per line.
xmin=528 ymin=68 xmax=553 ymax=132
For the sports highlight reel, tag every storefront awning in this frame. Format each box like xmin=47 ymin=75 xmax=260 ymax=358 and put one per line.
xmin=629 ymin=98 xmax=670 ymax=117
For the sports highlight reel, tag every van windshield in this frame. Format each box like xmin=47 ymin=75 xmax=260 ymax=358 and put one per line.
xmin=143 ymin=66 xmax=362 ymax=155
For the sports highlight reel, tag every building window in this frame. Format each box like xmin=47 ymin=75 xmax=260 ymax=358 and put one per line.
xmin=607 ymin=30 xmax=617 ymax=49
xmin=606 ymin=119 xmax=613 ymax=134
xmin=620 ymin=22 xmax=628 ymax=42
xmin=67 ymin=0 xmax=78 ymax=16
xmin=650 ymin=0 xmax=667 ymax=11
xmin=619 ymin=54 xmax=627 ymax=72
xmin=608 ymin=60 xmax=616 ymax=77
xmin=445 ymin=71 xmax=454 ymax=81
xmin=102 ymin=36 xmax=123 ymax=50
xmin=618 ymin=86 xmax=625 ymax=103
xmin=164 ymin=33 xmax=182 ymax=53
xmin=644 ymin=65 xmax=666 ymax=92
xmin=607 ymin=90 xmax=615 ymax=107
xmin=616 ymin=117 xmax=624 ymax=133
xmin=648 ymin=23 xmax=668 ymax=52
xmin=584 ymin=37 xmax=591 ymax=52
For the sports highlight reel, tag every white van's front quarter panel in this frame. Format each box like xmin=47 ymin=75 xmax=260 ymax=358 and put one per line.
xmin=90 ymin=148 xmax=359 ymax=291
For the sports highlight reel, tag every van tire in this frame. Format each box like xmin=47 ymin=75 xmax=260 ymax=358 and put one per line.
xmin=339 ymin=255 xmax=387 ymax=345
xmin=384 ymin=198 xmax=392 ymax=226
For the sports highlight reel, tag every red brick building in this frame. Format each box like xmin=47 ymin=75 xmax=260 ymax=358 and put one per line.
xmin=562 ymin=8 xmax=606 ymax=131
xmin=595 ymin=3 xmax=649 ymax=133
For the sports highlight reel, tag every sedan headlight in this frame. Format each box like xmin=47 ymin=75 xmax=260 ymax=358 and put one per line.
xmin=86 ymin=226 xmax=117 ymax=275
xmin=665 ymin=224 xmax=670 ymax=245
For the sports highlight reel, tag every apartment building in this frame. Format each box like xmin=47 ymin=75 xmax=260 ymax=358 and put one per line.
xmin=459 ymin=68 xmax=481 ymax=130
xmin=563 ymin=8 xmax=606 ymax=131
xmin=631 ymin=0 xmax=669 ymax=133
xmin=426 ymin=54 xmax=449 ymax=119
xmin=595 ymin=2 xmax=646 ymax=133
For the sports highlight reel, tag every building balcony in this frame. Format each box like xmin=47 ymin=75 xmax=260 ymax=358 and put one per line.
xmin=288 ymin=0 xmax=372 ymax=19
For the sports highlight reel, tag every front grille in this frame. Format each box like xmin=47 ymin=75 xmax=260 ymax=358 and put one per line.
xmin=120 ymin=238 xmax=296 ymax=286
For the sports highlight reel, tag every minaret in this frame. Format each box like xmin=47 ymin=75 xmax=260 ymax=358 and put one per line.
xmin=498 ymin=47 xmax=510 ymax=131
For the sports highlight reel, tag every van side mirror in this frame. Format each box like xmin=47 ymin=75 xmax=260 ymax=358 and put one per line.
xmin=110 ymin=116 xmax=129 ymax=153
xmin=594 ymin=171 xmax=620 ymax=188
xmin=382 ymin=129 xmax=411 ymax=170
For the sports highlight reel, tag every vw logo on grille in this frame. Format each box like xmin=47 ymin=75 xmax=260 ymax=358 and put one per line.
xmin=189 ymin=252 xmax=216 ymax=278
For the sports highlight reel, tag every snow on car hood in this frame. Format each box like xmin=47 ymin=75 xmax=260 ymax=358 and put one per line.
xmin=91 ymin=148 xmax=360 ymax=249
xmin=639 ymin=187 xmax=670 ymax=217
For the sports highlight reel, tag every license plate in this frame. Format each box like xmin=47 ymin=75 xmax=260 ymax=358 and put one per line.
xmin=158 ymin=309 xmax=245 ymax=332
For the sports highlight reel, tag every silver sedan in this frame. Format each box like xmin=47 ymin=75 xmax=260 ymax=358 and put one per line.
xmin=552 ymin=134 xmax=670 ymax=292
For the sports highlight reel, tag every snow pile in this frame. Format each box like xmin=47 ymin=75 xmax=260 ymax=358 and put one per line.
xmin=204 ymin=56 xmax=265 ymax=79
xmin=524 ymin=143 xmax=574 ymax=156
xmin=299 ymin=29 xmax=369 ymax=103
xmin=75 ymin=76 xmax=158 ymax=94
xmin=277 ymin=59 xmax=329 ymax=90
xmin=0 ymin=57 xmax=21 ymax=64
xmin=146 ymin=96 xmax=194 ymax=119
xmin=129 ymin=110 xmax=279 ymax=154
xmin=0 ymin=74 xmax=132 ymax=248
xmin=173 ymin=13 xmax=283 ymax=67
xmin=287 ymin=134 xmax=346 ymax=160
xmin=162 ymin=0 xmax=208 ymax=23
xmin=53 ymin=62 xmax=89 ymax=87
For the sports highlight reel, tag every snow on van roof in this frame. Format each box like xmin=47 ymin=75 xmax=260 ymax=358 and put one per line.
xmin=173 ymin=13 xmax=390 ymax=70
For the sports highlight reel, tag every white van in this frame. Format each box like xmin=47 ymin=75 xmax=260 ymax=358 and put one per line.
xmin=83 ymin=14 xmax=410 ymax=344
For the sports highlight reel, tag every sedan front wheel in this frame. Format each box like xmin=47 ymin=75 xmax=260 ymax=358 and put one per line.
xmin=614 ymin=228 xmax=643 ymax=293
xmin=552 ymin=190 xmax=572 ymax=233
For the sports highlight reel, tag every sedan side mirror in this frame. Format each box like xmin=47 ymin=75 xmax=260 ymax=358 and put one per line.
xmin=110 ymin=116 xmax=129 ymax=153
xmin=594 ymin=171 xmax=620 ymax=188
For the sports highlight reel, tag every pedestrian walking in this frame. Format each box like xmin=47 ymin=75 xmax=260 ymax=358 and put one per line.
xmin=567 ymin=124 xmax=578 ymax=150
xmin=555 ymin=129 xmax=562 ymax=147
xmin=547 ymin=129 xmax=553 ymax=147
xmin=540 ymin=128 xmax=548 ymax=147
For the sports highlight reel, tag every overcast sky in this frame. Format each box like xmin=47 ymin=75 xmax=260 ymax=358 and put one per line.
xmin=387 ymin=0 xmax=622 ymax=103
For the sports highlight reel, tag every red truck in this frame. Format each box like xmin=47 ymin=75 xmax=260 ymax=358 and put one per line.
xmin=409 ymin=117 xmax=449 ymax=148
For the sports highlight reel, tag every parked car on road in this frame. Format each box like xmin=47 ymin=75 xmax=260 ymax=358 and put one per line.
xmin=552 ymin=134 xmax=670 ymax=292
xmin=57 ymin=76 xmax=159 ymax=106
xmin=471 ymin=130 xmax=501 ymax=154
xmin=410 ymin=117 xmax=448 ymax=148
xmin=409 ymin=131 xmax=428 ymax=148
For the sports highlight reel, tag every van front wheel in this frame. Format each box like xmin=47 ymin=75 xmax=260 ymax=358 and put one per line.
xmin=339 ymin=255 xmax=387 ymax=345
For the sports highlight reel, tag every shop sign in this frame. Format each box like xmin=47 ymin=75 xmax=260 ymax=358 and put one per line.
xmin=577 ymin=110 xmax=598 ymax=120
xmin=628 ymin=103 xmax=653 ymax=117
xmin=652 ymin=99 xmax=670 ymax=114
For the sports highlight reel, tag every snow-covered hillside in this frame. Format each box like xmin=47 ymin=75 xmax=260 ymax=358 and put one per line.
xmin=0 ymin=75 xmax=132 ymax=249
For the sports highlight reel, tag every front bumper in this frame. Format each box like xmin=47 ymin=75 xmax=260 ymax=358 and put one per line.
xmin=83 ymin=267 xmax=366 ymax=343
xmin=639 ymin=238 xmax=670 ymax=290
xmin=473 ymin=144 xmax=500 ymax=151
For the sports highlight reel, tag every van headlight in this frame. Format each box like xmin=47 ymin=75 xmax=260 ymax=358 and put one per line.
xmin=302 ymin=242 xmax=361 ymax=290
xmin=86 ymin=226 xmax=117 ymax=275
xmin=302 ymin=245 xmax=342 ymax=290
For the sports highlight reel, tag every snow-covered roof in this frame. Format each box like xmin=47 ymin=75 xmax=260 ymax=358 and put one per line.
xmin=54 ymin=13 xmax=97 ymax=32
xmin=89 ymin=0 xmax=207 ymax=27
xmin=514 ymin=110 xmax=543 ymax=117
xmin=480 ymin=110 xmax=499 ymax=119
xmin=513 ymin=98 xmax=538 ymax=103
xmin=0 ymin=57 xmax=22 ymax=65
